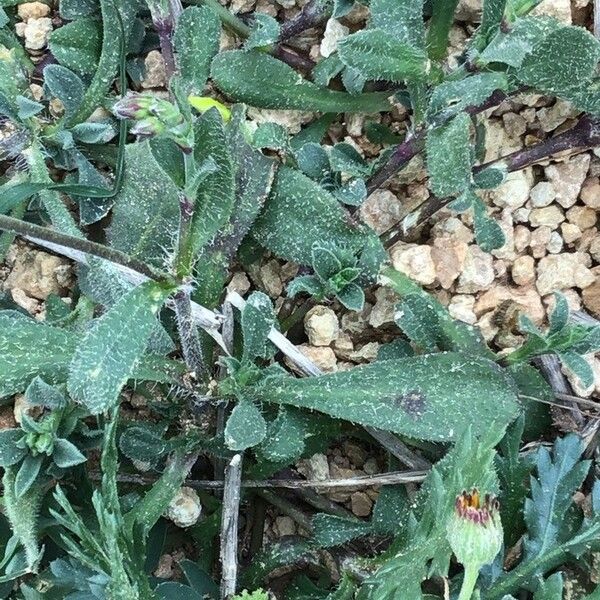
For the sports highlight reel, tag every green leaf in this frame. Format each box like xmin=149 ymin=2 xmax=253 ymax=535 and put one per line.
xmin=524 ymin=435 xmax=589 ymax=563
xmin=242 ymin=292 xmax=275 ymax=362
xmin=258 ymin=407 xmax=307 ymax=462
xmin=0 ymin=312 xmax=76 ymax=398
xmin=189 ymin=110 xmax=236 ymax=259
xmin=119 ymin=425 xmax=167 ymax=466
xmin=517 ymin=25 xmax=600 ymax=94
xmin=338 ymin=30 xmax=429 ymax=82
xmin=49 ymin=17 xmax=102 ymax=75
xmin=335 ymin=178 xmax=367 ymax=206
xmin=155 ymin=583 xmax=202 ymax=600
xmin=427 ymin=0 xmax=460 ymax=60
xmin=251 ymin=166 xmax=372 ymax=265
xmin=426 ymin=112 xmax=472 ymax=197
xmin=294 ymin=143 xmax=331 ymax=180
xmin=473 ymin=196 xmax=506 ymax=251
xmin=43 ymin=64 xmax=84 ymax=121
xmin=472 ymin=165 xmax=507 ymax=189
xmin=15 ymin=95 xmax=43 ymax=119
xmin=59 ymin=0 xmax=98 ymax=19
xmin=496 ymin=416 xmax=533 ymax=547
xmin=254 ymin=353 xmax=520 ymax=442
xmin=312 ymin=514 xmax=372 ymax=547
xmin=0 ymin=429 xmax=27 ymax=467
xmin=533 ymin=573 xmax=563 ymax=599
xmin=211 ymin=51 xmax=391 ymax=113
xmin=14 ymin=455 xmax=43 ymax=499
xmin=557 ymin=351 xmax=594 ymax=388
xmin=180 ymin=559 xmax=219 ymax=598
xmin=479 ymin=16 xmax=561 ymax=68
xmin=174 ymin=6 xmax=220 ymax=94
xmin=395 ymin=294 xmax=440 ymax=352
xmin=70 ymin=122 xmax=115 ymax=144
xmin=370 ymin=0 xmax=425 ymax=46
xmin=329 ymin=142 xmax=369 ymax=177
xmin=25 ymin=377 xmax=66 ymax=409
xmin=548 ymin=292 xmax=569 ymax=336
xmin=245 ymin=13 xmax=280 ymax=50
xmin=52 ymin=439 xmax=87 ymax=468
xmin=336 ymin=282 xmax=365 ymax=311
xmin=384 ymin=267 xmax=489 ymax=355
xmin=204 ymin=112 xmax=276 ymax=260
xmin=225 ymin=400 xmax=267 ymax=451
xmin=427 ymin=73 xmax=509 ymax=121
xmin=253 ymin=122 xmax=289 ymax=151
xmin=67 ymin=281 xmax=174 ymax=414
xmin=372 ymin=486 xmax=409 ymax=534
xmin=107 ymin=141 xmax=180 ymax=267
xmin=478 ymin=0 xmax=508 ymax=46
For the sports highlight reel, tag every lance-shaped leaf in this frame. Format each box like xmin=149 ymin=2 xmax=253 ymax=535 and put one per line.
xmin=426 ymin=112 xmax=472 ymax=197
xmin=370 ymin=0 xmax=425 ymax=46
xmin=242 ymin=292 xmax=275 ymax=362
xmin=174 ymin=6 xmax=220 ymax=94
xmin=0 ymin=311 xmax=76 ymax=398
xmin=68 ymin=281 xmax=174 ymax=414
xmin=253 ymin=353 xmax=520 ymax=442
xmin=211 ymin=50 xmax=391 ymax=113
xmin=189 ymin=109 xmax=236 ymax=257
xmin=251 ymin=166 xmax=373 ymax=265
xmin=338 ymin=30 xmax=429 ymax=83
xmin=107 ymin=141 xmax=180 ymax=267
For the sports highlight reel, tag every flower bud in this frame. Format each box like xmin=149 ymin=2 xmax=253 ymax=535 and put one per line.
xmin=113 ymin=93 xmax=156 ymax=120
xmin=447 ymin=489 xmax=503 ymax=569
xmin=130 ymin=116 xmax=167 ymax=138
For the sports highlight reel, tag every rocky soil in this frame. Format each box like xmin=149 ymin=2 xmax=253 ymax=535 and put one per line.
xmin=3 ymin=0 xmax=600 ymax=550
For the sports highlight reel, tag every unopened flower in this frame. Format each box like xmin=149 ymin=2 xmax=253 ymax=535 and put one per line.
xmin=447 ymin=489 xmax=503 ymax=600
xmin=113 ymin=93 xmax=193 ymax=152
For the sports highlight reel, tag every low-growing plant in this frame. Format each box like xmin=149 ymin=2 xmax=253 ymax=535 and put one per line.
xmin=0 ymin=0 xmax=597 ymax=597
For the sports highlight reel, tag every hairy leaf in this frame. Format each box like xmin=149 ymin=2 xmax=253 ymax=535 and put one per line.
xmin=211 ymin=51 xmax=391 ymax=113
xmin=225 ymin=400 xmax=267 ymax=451
xmin=254 ymin=353 xmax=519 ymax=442
xmin=312 ymin=514 xmax=372 ymax=547
xmin=426 ymin=112 xmax=472 ymax=197
xmin=427 ymin=73 xmax=509 ymax=121
xmin=252 ymin=166 xmax=372 ymax=265
xmin=174 ymin=6 xmax=220 ymax=94
xmin=0 ymin=312 xmax=75 ymax=398
xmin=242 ymin=292 xmax=275 ymax=362
xmin=68 ymin=281 xmax=174 ymax=414
xmin=370 ymin=0 xmax=425 ymax=47
xmin=43 ymin=64 xmax=84 ymax=121
xmin=107 ymin=141 xmax=180 ymax=266
xmin=338 ymin=30 xmax=429 ymax=82
xmin=49 ymin=17 xmax=102 ymax=75
xmin=517 ymin=25 xmax=600 ymax=94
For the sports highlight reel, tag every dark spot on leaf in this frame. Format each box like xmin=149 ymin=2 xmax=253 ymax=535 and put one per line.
xmin=392 ymin=390 xmax=426 ymax=419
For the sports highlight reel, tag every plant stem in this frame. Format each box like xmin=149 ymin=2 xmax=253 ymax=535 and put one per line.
xmin=478 ymin=114 xmax=600 ymax=172
xmin=150 ymin=0 xmax=182 ymax=80
xmin=0 ymin=214 xmax=165 ymax=281
xmin=279 ymin=0 xmax=332 ymax=41
xmin=458 ymin=564 xmax=480 ymax=600
xmin=220 ymin=453 xmax=243 ymax=599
